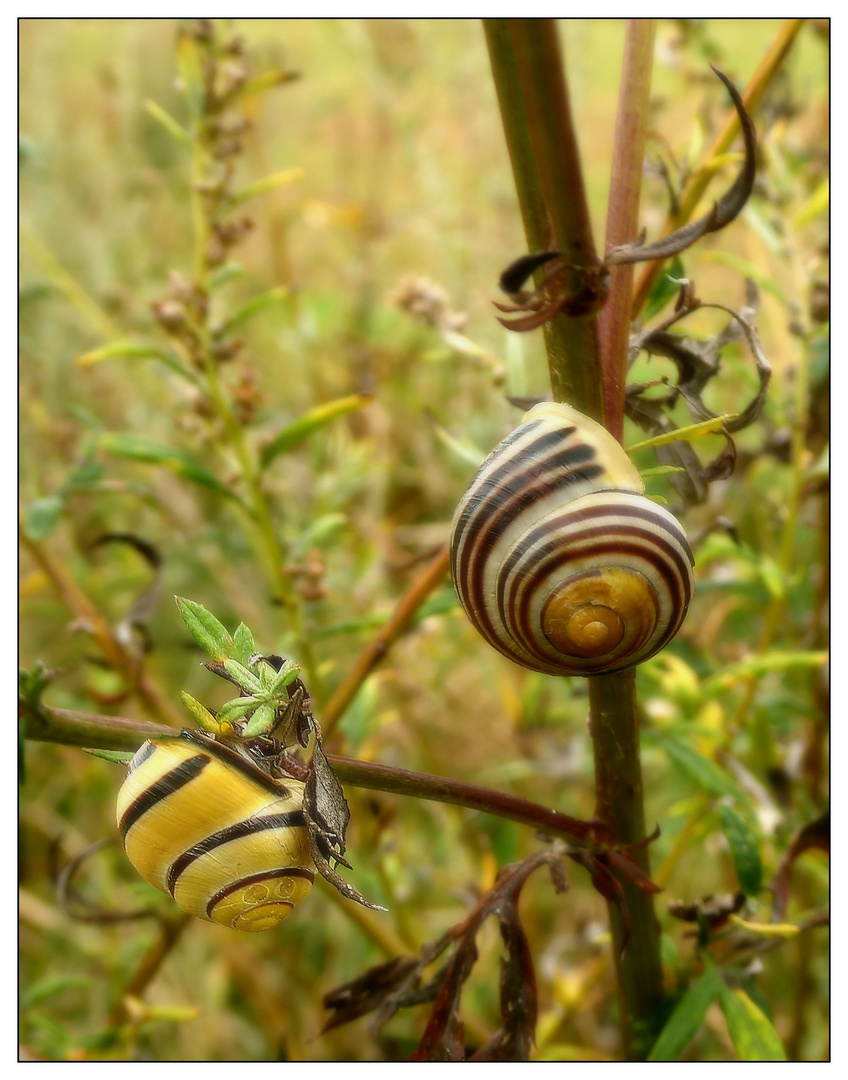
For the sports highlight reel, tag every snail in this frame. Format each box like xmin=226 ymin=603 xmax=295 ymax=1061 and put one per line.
xmin=449 ymin=401 xmax=694 ymax=676
xmin=117 ymin=732 xmax=314 ymax=932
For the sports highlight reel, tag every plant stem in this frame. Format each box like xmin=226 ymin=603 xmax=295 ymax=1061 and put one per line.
xmin=597 ymin=19 xmax=656 ymax=442
xmin=486 ymin=18 xmax=664 ymax=1059
xmin=23 ymin=702 xmax=617 ymax=851
xmin=484 ymin=19 xmax=603 ymax=419
xmin=321 ymin=545 xmax=451 ymax=739
xmin=588 ymin=672 xmax=663 ymax=1058
xmin=186 ymin=89 xmax=321 ymax=695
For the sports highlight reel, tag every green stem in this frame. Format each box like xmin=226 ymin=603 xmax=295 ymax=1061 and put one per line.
xmin=486 ymin=18 xmax=664 ymax=1059
xmin=186 ymin=95 xmax=321 ymax=694
xmin=588 ymin=672 xmax=663 ymax=1058
xmin=484 ymin=19 xmax=603 ymax=419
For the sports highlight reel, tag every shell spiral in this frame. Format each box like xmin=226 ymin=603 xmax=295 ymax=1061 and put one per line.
xmin=117 ymin=733 xmax=314 ymax=932
xmin=449 ymin=402 xmax=695 ymax=676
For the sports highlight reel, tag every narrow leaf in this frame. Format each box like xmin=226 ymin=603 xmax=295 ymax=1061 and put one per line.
xmin=76 ymin=340 xmax=198 ymax=384
xmin=231 ymin=622 xmax=256 ymax=666
xmin=728 ymin=916 xmax=799 ymax=939
xmin=703 ymin=651 xmax=829 ymax=693
xmin=179 ymin=691 xmax=219 ymax=733
xmin=216 ymin=696 xmax=260 ymax=724
xmin=237 ymin=68 xmax=300 ymax=99
xmin=83 ymin=748 xmax=136 ymax=765
xmin=717 ymin=983 xmax=787 ymax=1061
xmin=658 ymin=733 xmax=740 ymax=798
xmin=222 ymin=658 xmax=262 ymax=693
xmin=261 ymin=394 xmax=371 ymax=467
xmin=99 ymin=431 xmax=241 ymax=501
xmin=241 ymin=702 xmax=276 ymax=738
xmin=144 ymin=99 xmax=192 ymax=148
xmin=175 ymin=596 xmax=233 ymax=660
xmin=627 ymin=415 xmax=738 ymax=452
xmin=643 ymin=256 xmax=686 ymax=321
xmin=269 ymin=659 xmax=301 ymax=697
xmin=216 ymin=287 xmax=291 ymax=336
xmin=225 ymin=167 xmax=305 ymax=211
xmin=719 ymin=803 xmax=763 ymax=896
xmin=648 ymin=964 xmax=723 ymax=1061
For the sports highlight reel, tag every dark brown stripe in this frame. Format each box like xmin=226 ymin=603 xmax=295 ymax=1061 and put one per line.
xmin=118 ymin=753 xmax=209 ymax=841
xmin=205 ymin=867 xmax=315 ymax=920
xmin=178 ymin=730 xmax=296 ymax=797
xmin=505 ymin=517 xmax=691 ymax=665
xmin=166 ymin=811 xmax=307 ymax=895
xmin=454 ymin=434 xmax=603 ymax=649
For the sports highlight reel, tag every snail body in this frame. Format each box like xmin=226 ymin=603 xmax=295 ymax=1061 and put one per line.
xmin=449 ymin=402 xmax=694 ymax=676
xmin=117 ymin=732 xmax=314 ymax=932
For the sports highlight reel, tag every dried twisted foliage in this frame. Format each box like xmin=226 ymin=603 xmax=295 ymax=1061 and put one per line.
xmin=322 ymin=842 xmax=659 ymax=1061
xmin=495 ymin=66 xmax=756 ymax=334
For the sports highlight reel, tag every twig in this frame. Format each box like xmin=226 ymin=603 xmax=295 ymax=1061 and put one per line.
xmin=320 ymin=546 xmax=451 ymax=739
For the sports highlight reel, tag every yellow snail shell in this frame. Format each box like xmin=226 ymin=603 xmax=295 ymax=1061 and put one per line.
xmin=117 ymin=733 xmax=314 ymax=932
xmin=449 ymin=402 xmax=694 ymax=676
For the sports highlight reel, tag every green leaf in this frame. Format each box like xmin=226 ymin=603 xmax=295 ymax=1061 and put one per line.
xmin=657 ymin=733 xmax=739 ymax=798
xmin=222 ymin=658 xmax=262 ymax=693
xmin=261 ymin=394 xmax=371 ymax=467
xmin=179 ymin=691 xmax=219 ymax=733
xmin=225 ymin=167 xmax=305 ymax=211
xmin=83 ymin=748 xmax=136 ymax=765
xmin=22 ymin=974 xmax=92 ymax=1009
xmin=717 ymin=982 xmax=787 ymax=1061
xmin=648 ymin=963 xmax=723 ymax=1060
xmin=231 ymin=623 xmax=256 ymax=666
xmin=237 ymin=68 xmax=300 ymax=100
xmin=643 ymin=256 xmax=686 ymax=321
xmin=268 ymin=659 xmax=300 ymax=697
xmin=208 ymin=262 xmax=245 ymax=291
xmin=216 ymin=287 xmax=291 ymax=336
xmin=99 ymin=431 xmax=241 ymax=501
xmin=216 ymin=696 xmax=260 ymax=724
xmin=144 ymin=98 xmax=192 ymax=148
xmin=242 ymin=702 xmax=276 ymax=738
xmin=24 ymin=494 xmax=64 ymax=540
xmin=627 ymin=415 xmax=738 ymax=452
xmin=703 ymin=651 xmax=829 ymax=694
xmin=718 ymin=803 xmax=763 ymax=896
xmin=175 ymin=597 xmax=233 ymax=660
xmin=76 ymin=340 xmax=198 ymax=385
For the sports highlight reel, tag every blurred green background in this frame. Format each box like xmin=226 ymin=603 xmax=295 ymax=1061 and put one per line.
xmin=19 ymin=19 xmax=828 ymax=1062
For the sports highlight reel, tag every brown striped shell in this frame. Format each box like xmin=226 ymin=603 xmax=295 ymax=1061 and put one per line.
xmin=117 ymin=733 xmax=314 ymax=932
xmin=449 ymin=402 xmax=694 ymax=676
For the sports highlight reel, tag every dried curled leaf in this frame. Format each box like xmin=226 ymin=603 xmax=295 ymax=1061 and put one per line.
xmin=495 ymin=66 xmax=756 ymax=336
xmin=323 ymin=849 xmax=573 ymax=1060
xmin=605 ymin=66 xmax=756 ymax=267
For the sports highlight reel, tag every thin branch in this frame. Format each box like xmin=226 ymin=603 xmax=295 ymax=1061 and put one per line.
xmin=23 ymin=701 xmax=617 ymax=851
xmin=598 ymin=19 xmax=657 ymax=441
xmin=321 ymin=546 xmax=451 ymax=739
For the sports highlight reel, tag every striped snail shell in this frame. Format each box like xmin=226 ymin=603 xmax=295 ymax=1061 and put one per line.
xmin=449 ymin=401 xmax=694 ymax=677
xmin=117 ymin=732 xmax=314 ymax=932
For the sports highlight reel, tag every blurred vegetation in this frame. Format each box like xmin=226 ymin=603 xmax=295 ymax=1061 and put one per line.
xmin=19 ymin=18 xmax=828 ymax=1062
